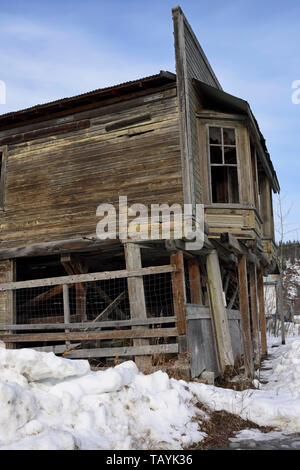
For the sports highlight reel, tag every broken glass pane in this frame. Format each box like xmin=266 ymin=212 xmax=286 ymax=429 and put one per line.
xmin=209 ymin=127 xmax=222 ymax=145
xmin=223 ymin=128 xmax=235 ymax=145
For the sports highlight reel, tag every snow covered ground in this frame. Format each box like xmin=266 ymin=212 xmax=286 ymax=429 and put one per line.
xmin=1 ymin=332 xmax=300 ymax=449
xmin=190 ymin=335 xmax=300 ymax=433
xmin=0 ymin=348 xmax=207 ymax=450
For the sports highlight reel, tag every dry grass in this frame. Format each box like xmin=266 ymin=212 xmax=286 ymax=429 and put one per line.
xmin=190 ymin=405 xmax=274 ymax=450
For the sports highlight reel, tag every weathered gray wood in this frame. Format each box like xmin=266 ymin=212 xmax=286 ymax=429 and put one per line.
xmin=187 ymin=314 xmax=219 ymax=378
xmin=172 ymin=6 xmax=221 ymax=206
xmin=0 ymin=327 xmax=178 ymax=343
xmin=63 ymin=284 xmax=70 ymax=347
xmin=0 ymin=145 xmax=8 ymax=210
xmin=64 ymin=343 xmax=179 ymax=359
xmin=228 ymin=286 xmax=238 ymax=310
xmin=124 ymin=243 xmax=151 ymax=368
xmin=93 ymin=284 xmax=126 ymax=320
xmin=249 ymin=263 xmax=261 ymax=366
xmin=257 ymin=265 xmax=268 ymax=356
xmin=206 ymin=250 xmax=234 ymax=374
xmin=84 ymin=291 xmax=125 ymax=327
xmin=0 ymin=316 xmax=177 ymax=331
xmin=186 ymin=304 xmax=243 ymax=378
xmin=0 ymin=265 xmax=177 ymax=291
xmin=186 ymin=304 xmax=241 ymax=321
xmin=238 ymin=255 xmax=254 ymax=377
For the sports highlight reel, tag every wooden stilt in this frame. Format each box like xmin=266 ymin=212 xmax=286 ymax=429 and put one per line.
xmin=238 ymin=255 xmax=254 ymax=377
xmin=257 ymin=265 xmax=268 ymax=357
xmin=249 ymin=263 xmax=261 ymax=367
xmin=124 ymin=243 xmax=151 ymax=369
xmin=187 ymin=257 xmax=203 ymax=305
xmin=170 ymin=251 xmax=187 ymax=352
xmin=206 ymin=250 xmax=234 ymax=375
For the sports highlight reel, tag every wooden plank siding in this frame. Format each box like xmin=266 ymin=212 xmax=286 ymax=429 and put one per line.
xmin=172 ymin=6 xmax=222 ymax=207
xmin=0 ymin=86 xmax=183 ymax=251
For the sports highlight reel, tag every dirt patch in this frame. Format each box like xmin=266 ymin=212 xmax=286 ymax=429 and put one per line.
xmin=191 ymin=405 xmax=273 ymax=450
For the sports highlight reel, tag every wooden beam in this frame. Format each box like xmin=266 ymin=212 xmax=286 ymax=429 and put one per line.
xmin=228 ymin=285 xmax=238 ymax=310
xmin=124 ymin=243 xmax=151 ymax=368
xmin=206 ymin=250 xmax=234 ymax=375
xmin=220 ymin=233 xmax=244 ymax=255
xmin=0 ymin=316 xmax=177 ymax=331
xmin=170 ymin=251 xmax=187 ymax=340
xmin=0 ymin=327 xmax=178 ymax=343
xmin=0 ymin=265 xmax=177 ymax=291
xmin=187 ymin=258 xmax=203 ymax=305
xmin=249 ymin=263 xmax=261 ymax=367
xmin=238 ymin=255 xmax=254 ymax=377
xmin=257 ymin=265 xmax=268 ymax=356
xmin=93 ymin=285 xmax=126 ymax=320
xmin=20 ymin=284 xmax=64 ymax=310
xmin=85 ymin=291 xmax=125 ymax=326
xmin=64 ymin=343 xmax=179 ymax=359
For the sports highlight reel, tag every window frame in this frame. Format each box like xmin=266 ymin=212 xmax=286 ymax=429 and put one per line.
xmin=206 ymin=124 xmax=241 ymax=204
xmin=0 ymin=145 xmax=8 ymax=211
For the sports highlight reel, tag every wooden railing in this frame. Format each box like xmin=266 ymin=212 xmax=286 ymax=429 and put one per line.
xmin=0 ymin=264 xmax=180 ymax=360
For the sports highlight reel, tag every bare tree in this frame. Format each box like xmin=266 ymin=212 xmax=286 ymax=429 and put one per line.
xmin=275 ymin=194 xmax=299 ymax=344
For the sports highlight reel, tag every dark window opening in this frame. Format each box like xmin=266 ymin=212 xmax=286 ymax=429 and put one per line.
xmin=208 ymin=126 xmax=239 ymax=203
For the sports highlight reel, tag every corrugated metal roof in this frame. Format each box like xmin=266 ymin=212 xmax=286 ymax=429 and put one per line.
xmin=0 ymin=71 xmax=176 ymax=125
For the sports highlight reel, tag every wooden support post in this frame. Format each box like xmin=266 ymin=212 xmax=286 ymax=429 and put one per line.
xmin=63 ymin=284 xmax=71 ymax=349
xmin=257 ymin=265 xmax=268 ymax=357
xmin=124 ymin=243 xmax=151 ymax=369
xmin=170 ymin=251 xmax=187 ymax=352
xmin=0 ymin=259 xmax=16 ymax=349
xmin=249 ymin=263 xmax=261 ymax=367
xmin=61 ymin=254 xmax=87 ymax=321
xmin=187 ymin=258 xmax=203 ymax=305
xmin=206 ymin=250 xmax=234 ymax=375
xmin=238 ymin=255 xmax=254 ymax=377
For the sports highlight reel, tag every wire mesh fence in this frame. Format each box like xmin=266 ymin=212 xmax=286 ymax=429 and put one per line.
xmin=15 ymin=272 xmax=176 ymax=325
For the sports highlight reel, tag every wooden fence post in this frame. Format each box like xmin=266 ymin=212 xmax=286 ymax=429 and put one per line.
xmin=124 ymin=242 xmax=151 ymax=369
xmin=257 ymin=265 xmax=268 ymax=357
xmin=249 ymin=263 xmax=261 ymax=367
xmin=0 ymin=259 xmax=16 ymax=349
xmin=206 ymin=250 xmax=234 ymax=375
xmin=63 ymin=284 xmax=71 ymax=349
xmin=170 ymin=251 xmax=187 ymax=352
xmin=238 ymin=255 xmax=254 ymax=377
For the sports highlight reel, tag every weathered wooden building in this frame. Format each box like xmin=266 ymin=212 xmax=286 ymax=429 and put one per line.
xmin=0 ymin=7 xmax=279 ymax=379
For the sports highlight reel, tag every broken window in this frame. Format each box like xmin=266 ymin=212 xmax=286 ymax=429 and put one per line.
xmin=208 ymin=126 xmax=240 ymax=203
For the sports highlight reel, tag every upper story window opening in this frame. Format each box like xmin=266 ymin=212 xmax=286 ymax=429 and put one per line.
xmin=208 ymin=126 xmax=239 ymax=204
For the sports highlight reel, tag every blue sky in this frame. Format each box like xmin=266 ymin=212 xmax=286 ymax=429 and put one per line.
xmin=0 ymin=0 xmax=299 ymax=240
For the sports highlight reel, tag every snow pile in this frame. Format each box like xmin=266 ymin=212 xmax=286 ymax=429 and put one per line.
xmin=190 ymin=337 xmax=300 ymax=432
xmin=0 ymin=348 xmax=206 ymax=450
